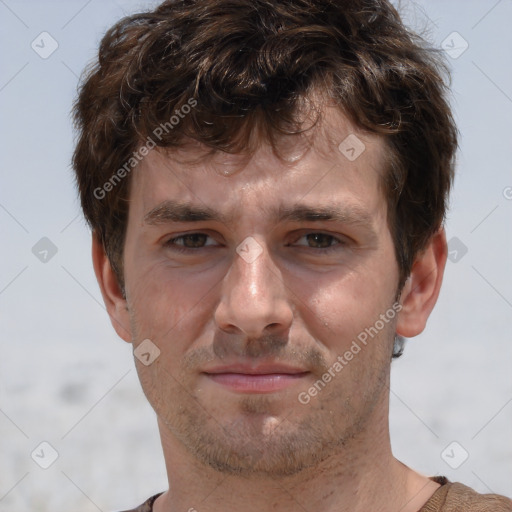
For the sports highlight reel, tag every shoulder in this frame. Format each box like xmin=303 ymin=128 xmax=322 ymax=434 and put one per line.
xmin=115 ymin=492 xmax=163 ymax=512
xmin=421 ymin=480 xmax=512 ymax=512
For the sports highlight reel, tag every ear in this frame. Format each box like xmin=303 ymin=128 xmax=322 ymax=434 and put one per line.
xmin=91 ymin=232 xmax=132 ymax=343
xmin=396 ymin=228 xmax=448 ymax=338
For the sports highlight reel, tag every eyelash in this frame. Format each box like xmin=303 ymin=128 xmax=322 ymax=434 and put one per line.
xmin=163 ymin=232 xmax=346 ymax=254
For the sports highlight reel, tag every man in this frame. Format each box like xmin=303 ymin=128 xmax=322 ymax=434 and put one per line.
xmin=72 ymin=0 xmax=511 ymax=510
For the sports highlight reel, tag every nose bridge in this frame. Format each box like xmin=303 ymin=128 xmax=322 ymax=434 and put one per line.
xmin=214 ymin=235 xmax=293 ymax=337
xmin=230 ymin=236 xmax=281 ymax=308
xmin=235 ymin=236 xmax=271 ymax=288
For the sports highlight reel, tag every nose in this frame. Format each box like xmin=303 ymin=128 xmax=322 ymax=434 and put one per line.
xmin=214 ymin=237 xmax=294 ymax=340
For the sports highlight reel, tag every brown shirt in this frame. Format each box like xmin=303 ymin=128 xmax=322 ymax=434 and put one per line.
xmin=419 ymin=476 xmax=512 ymax=511
xmin=119 ymin=477 xmax=512 ymax=512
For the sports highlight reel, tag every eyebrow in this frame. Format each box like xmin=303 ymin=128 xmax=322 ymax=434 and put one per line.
xmin=143 ymin=199 xmax=375 ymax=230
xmin=277 ymin=204 xmax=373 ymax=228
xmin=144 ymin=200 xmax=233 ymax=225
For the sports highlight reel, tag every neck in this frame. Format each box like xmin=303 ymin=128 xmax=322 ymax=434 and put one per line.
xmin=152 ymin=396 xmax=439 ymax=512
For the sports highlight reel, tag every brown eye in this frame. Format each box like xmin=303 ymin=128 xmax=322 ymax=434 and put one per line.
xmin=293 ymin=232 xmax=344 ymax=252
xmin=305 ymin=233 xmax=338 ymax=249
xmin=178 ymin=234 xmax=208 ymax=248
xmin=164 ymin=233 xmax=216 ymax=252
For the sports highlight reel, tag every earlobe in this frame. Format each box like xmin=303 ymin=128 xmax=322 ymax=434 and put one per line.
xmin=91 ymin=232 xmax=132 ymax=343
xmin=396 ymin=228 xmax=448 ymax=338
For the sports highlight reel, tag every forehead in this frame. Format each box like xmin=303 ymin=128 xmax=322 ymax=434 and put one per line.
xmin=129 ymin=105 xmax=388 ymax=221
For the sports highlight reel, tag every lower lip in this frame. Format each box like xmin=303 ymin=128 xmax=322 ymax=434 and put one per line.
xmin=204 ymin=373 xmax=309 ymax=393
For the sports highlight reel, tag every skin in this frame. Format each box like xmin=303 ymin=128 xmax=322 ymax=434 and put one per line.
xmin=93 ymin=105 xmax=447 ymax=512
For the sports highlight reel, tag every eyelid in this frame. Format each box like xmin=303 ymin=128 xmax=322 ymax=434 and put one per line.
xmin=164 ymin=232 xmax=220 ymax=248
xmin=292 ymin=231 xmax=344 ymax=243
xmin=163 ymin=230 xmax=348 ymax=253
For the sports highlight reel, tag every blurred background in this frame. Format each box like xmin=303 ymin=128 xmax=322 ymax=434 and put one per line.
xmin=0 ymin=0 xmax=511 ymax=510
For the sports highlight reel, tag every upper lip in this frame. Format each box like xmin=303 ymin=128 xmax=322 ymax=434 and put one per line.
xmin=203 ymin=363 xmax=309 ymax=375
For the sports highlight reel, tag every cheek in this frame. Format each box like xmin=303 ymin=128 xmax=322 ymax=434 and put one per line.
xmin=305 ymin=270 xmax=396 ymax=342
xmin=125 ymin=259 xmax=218 ymax=346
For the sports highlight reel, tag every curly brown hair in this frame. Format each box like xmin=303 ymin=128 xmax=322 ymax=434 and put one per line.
xmin=72 ymin=0 xmax=457 ymax=306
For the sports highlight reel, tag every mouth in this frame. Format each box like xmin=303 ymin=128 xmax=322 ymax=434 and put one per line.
xmin=202 ymin=364 xmax=310 ymax=393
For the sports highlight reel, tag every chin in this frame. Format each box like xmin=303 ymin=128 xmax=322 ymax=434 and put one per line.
xmin=165 ymin=401 xmax=354 ymax=479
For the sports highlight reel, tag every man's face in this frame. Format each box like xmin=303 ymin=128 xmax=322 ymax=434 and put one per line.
xmin=122 ymin=107 xmax=401 ymax=477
